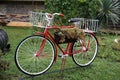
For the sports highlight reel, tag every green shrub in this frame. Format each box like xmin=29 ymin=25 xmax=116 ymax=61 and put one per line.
xmin=45 ymin=0 xmax=99 ymax=25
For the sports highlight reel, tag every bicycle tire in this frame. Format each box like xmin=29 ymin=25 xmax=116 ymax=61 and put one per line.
xmin=15 ymin=35 xmax=56 ymax=76
xmin=72 ymin=32 xmax=98 ymax=67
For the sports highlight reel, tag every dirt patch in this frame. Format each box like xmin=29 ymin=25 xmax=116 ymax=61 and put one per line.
xmin=7 ymin=21 xmax=32 ymax=27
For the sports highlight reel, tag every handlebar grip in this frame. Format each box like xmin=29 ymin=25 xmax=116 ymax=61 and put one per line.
xmin=49 ymin=14 xmax=53 ymax=18
xmin=59 ymin=13 xmax=64 ymax=17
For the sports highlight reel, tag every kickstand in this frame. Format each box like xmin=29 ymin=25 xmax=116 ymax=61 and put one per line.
xmin=60 ymin=57 xmax=66 ymax=77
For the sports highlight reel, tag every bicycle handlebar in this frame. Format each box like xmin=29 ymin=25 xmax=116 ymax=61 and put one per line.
xmin=39 ymin=12 xmax=65 ymax=26
xmin=53 ymin=13 xmax=64 ymax=17
xmin=45 ymin=13 xmax=64 ymax=20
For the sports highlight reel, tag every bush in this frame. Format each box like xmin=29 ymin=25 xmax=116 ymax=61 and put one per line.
xmin=45 ymin=0 xmax=99 ymax=25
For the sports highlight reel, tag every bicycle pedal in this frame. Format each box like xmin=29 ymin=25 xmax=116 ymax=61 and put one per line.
xmin=58 ymin=54 xmax=68 ymax=59
xmin=58 ymin=54 xmax=62 ymax=57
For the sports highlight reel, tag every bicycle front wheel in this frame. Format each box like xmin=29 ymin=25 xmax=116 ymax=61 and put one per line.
xmin=15 ymin=35 xmax=56 ymax=76
xmin=72 ymin=33 xmax=98 ymax=67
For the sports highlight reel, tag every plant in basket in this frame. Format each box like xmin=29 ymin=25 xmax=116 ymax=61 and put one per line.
xmin=54 ymin=27 xmax=85 ymax=44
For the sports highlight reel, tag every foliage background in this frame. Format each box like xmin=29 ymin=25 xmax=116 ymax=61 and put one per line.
xmin=45 ymin=0 xmax=100 ymax=25
xmin=45 ymin=0 xmax=120 ymax=26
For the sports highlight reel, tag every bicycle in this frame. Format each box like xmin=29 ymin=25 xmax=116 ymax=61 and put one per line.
xmin=15 ymin=12 xmax=98 ymax=76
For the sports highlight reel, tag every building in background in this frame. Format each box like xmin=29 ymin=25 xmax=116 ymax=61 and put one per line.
xmin=0 ymin=0 xmax=45 ymax=27
xmin=0 ymin=0 xmax=45 ymax=15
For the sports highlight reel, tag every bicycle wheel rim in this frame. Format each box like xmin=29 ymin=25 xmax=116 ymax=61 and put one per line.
xmin=15 ymin=35 xmax=55 ymax=76
xmin=72 ymin=33 xmax=98 ymax=67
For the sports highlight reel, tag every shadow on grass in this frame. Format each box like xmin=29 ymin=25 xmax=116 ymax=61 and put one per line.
xmin=18 ymin=65 xmax=92 ymax=80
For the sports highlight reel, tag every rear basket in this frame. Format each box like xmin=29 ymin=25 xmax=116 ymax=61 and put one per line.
xmin=54 ymin=31 xmax=76 ymax=44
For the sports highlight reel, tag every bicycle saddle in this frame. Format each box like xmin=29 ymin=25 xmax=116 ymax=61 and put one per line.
xmin=69 ymin=18 xmax=82 ymax=23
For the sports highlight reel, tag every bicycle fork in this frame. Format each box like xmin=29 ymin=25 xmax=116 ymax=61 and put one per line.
xmin=35 ymin=38 xmax=46 ymax=57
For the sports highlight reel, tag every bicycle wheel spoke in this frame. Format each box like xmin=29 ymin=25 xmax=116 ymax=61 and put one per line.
xmin=72 ymin=33 xmax=98 ymax=67
xmin=15 ymin=35 xmax=55 ymax=76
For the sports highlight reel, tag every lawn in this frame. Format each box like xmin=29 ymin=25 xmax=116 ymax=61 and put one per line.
xmin=1 ymin=26 xmax=120 ymax=80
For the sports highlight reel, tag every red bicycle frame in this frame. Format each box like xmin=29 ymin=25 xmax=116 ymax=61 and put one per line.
xmin=35 ymin=25 xmax=97 ymax=62
xmin=35 ymin=26 xmax=74 ymax=61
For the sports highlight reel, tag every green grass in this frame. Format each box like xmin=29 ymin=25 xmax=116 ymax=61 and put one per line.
xmin=1 ymin=27 xmax=120 ymax=80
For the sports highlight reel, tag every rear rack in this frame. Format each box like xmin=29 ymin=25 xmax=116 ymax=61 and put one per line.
xmin=71 ymin=18 xmax=99 ymax=32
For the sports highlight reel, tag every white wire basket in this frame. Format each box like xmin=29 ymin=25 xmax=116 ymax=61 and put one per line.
xmin=74 ymin=18 xmax=99 ymax=32
xmin=29 ymin=12 xmax=99 ymax=32
xmin=29 ymin=11 xmax=52 ymax=28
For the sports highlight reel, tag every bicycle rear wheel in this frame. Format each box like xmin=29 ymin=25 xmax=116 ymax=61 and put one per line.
xmin=15 ymin=35 xmax=56 ymax=76
xmin=72 ymin=32 xmax=98 ymax=67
